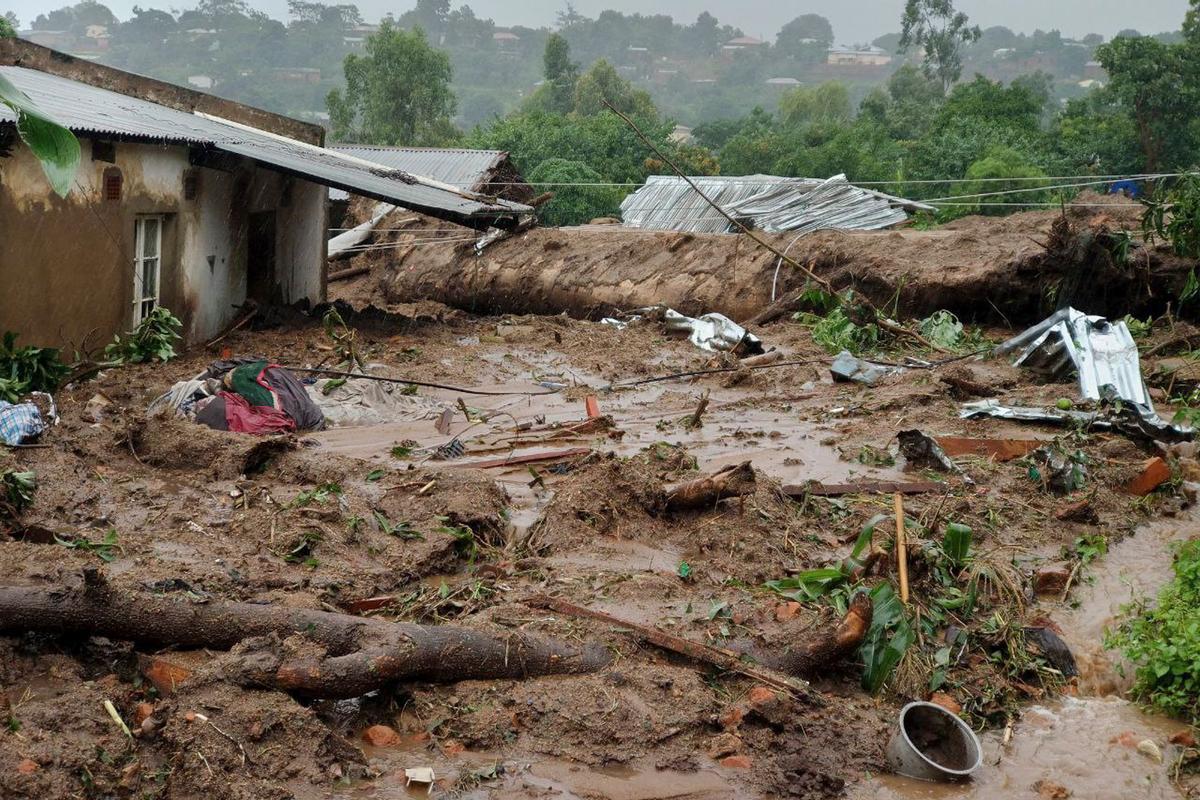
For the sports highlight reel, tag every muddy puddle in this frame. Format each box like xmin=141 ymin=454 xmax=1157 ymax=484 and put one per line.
xmin=853 ymin=513 xmax=1198 ymax=800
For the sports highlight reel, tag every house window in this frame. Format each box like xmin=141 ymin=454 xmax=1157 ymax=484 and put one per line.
xmin=133 ymin=216 xmax=163 ymax=324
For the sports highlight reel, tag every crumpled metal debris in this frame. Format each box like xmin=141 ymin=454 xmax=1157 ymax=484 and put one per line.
xmin=997 ymin=307 xmax=1150 ymax=405
xmin=1027 ymin=446 xmax=1088 ymax=494
xmin=897 ymin=430 xmax=973 ymax=484
xmin=985 ymin=307 xmax=1193 ymax=440
xmin=831 ymin=351 xmax=903 ymax=386
xmin=602 ymin=306 xmax=763 ymax=354
xmin=959 ymin=399 xmax=1193 ymax=443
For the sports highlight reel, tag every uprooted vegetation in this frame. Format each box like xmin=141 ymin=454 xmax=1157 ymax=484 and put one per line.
xmin=4 ymin=214 xmax=1200 ymax=798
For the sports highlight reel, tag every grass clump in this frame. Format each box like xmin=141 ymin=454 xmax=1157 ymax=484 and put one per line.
xmin=1108 ymin=539 xmax=1200 ymax=724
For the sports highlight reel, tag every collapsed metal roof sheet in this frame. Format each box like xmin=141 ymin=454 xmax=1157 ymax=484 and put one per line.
xmin=327 ymin=145 xmax=508 ymax=201
xmin=619 ymin=174 xmax=933 ymax=235
xmin=0 ymin=66 xmax=531 ymax=228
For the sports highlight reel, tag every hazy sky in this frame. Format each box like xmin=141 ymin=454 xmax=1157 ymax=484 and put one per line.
xmin=6 ymin=0 xmax=1190 ymax=42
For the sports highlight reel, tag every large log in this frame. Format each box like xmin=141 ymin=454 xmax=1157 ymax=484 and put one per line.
xmin=0 ymin=573 xmax=610 ymax=698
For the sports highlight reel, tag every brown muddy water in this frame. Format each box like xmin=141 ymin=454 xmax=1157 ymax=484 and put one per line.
xmin=852 ymin=514 xmax=1197 ymax=800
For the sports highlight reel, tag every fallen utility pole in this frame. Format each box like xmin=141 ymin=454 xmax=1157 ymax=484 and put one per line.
xmin=286 ymin=366 xmax=559 ymax=397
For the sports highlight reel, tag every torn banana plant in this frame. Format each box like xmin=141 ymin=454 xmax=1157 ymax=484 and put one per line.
xmin=0 ymin=72 xmax=80 ymax=197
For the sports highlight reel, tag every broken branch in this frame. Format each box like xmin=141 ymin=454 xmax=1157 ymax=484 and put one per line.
xmin=665 ymin=461 xmax=756 ymax=511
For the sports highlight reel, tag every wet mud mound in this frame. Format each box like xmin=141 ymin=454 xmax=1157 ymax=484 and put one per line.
xmin=336 ymin=194 xmax=1197 ymax=325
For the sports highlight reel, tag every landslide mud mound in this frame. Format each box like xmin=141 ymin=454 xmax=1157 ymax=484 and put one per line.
xmin=333 ymin=192 xmax=1197 ymax=325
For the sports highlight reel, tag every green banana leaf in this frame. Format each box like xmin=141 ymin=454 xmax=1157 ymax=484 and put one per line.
xmin=0 ymin=71 xmax=80 ymax=197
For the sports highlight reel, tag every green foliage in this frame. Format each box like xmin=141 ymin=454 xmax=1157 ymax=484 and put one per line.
xmin=898 ymin=0 xmax=982 ymax=91
xmin=572 ymin=59 xmax=655 ymax=117
xmin=918 ymin=310 xmax=965 ymax=350
xmin=0 ymin=15 xmax=13 ymax=37
xmin=861 ymin=582 xmax=915 ymax=694
xmin=0 ymin=71 xmax=82 ymax=197
xmin=527 ymin=158 xmax=622 ymax=226
xmin=291 ymin=482 xmax=342 ymax=507
xmin=942 ymin=522 xmax=973 ymax=566
xmin=374 ymin=510 xmax=423 ymax=540
xmin=1142 ymin=173 xmax=1200 ymax=260
xmin=1097 ymin=35 xmax=1200 ymax=171
xmin=764 ymin=513 xmax=886 ymax=604
xmin=778 ymin=82 xmax=851 ymax=128
xmin=0 ymin=333 xmax=70 ymax=402
xmin=776 ymin=14 xmax=833 ymax=60
xmin=0 ymin=470 xmax=36 ymax=519
xmin=957 ymin=146 xmax=1048 ymax=217
xmin=327 ymin=22 xmax=458 ymax=146
xmin=796 ymin=301 xmax=880 ymax=355
xmin=103 ymin=307 xmax=182 ymax=364
xmin=55 ymin=529 xmax=121 ymax=562
xmin=1108 ymin=539 xmax=1200 ymax=724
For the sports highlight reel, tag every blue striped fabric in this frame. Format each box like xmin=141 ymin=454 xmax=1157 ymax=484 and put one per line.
xmin=0 ymin=401 xmax=45 ymax=445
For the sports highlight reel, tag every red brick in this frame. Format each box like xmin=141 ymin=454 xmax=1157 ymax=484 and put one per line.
xmin=1124 ymin=457 xmax=1171 ymax=496
xmin=1170 ymin=729 xmax=1196 ymax=748
xmin=132 ymin=702 xmax=155 ymax=727
xmin=718 ymin=706 xmax=745 ymax=731
xmin=362 ymin=724 xmax=401 ymax=747
xmin=775 ymin=602 xmax=801 ymax=622
xmin=747 ymin=686 xmax=776 ymax=708
xmin=720 ymin=755 xmax=752 ymax=769
xmin=16 ymin=758 xmax=38 ymax=775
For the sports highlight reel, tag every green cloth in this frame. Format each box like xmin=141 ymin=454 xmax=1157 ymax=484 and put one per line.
xmin=229 ymin=361 xmax=274 ymax=408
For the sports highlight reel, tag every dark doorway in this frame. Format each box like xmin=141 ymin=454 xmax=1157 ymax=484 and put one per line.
xmin=247 ymin=211 xmax=278 ymax=305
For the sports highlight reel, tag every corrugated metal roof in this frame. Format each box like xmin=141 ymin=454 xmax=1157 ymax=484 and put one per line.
xmin=327 ymin=145 xmax=507 ymax=201
xmin=619 ymin=174 xmax=933 ymax=235
xmin=0 ymin=67 xmax=531 ymax=227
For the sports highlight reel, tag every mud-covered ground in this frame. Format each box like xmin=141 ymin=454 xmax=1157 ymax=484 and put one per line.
xmin=1 ymin=301 xmax=1198 ymax=800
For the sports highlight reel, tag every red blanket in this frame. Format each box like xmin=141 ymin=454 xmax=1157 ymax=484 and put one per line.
xmin=220 ymin=391 xmax=296 ymax=435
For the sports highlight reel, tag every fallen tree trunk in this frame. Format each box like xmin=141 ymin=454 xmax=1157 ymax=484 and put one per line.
xmin=665 ymin=461 xmax=756 ymax=510
xmin=0 ymin=574 xmax=610 ymax=698
xmin=728 ymin=592 xmax=874 ymax=676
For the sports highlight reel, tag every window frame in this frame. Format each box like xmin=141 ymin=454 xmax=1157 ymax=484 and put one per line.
xmin=133 ymin=215 xmax=164 ymax=325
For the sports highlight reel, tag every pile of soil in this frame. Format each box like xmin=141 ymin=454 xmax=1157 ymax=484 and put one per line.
xmin=332 ymin=193 xmax=1196 ymax=325
xmin=1 ymin=300 xmax=1197 ymax=799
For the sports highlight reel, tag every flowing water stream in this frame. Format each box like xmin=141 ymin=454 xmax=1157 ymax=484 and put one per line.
xmin=852 ymin=514 xmax=1198 ymax=800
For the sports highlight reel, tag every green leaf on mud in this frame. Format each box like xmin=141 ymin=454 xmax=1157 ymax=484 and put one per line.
xmin=860 ymin=583 xmax=914 ymax=694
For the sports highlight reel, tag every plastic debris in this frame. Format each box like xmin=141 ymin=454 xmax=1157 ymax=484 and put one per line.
xmin=1027 ymin=447 xmax=1088 ymax=494
xmin=897 ymin=430 xmax=969 ymax=480
xmin=404 ymin=767 xmax=436 ymax=793
xmin=831 ymin=351 xmax=902 ymax=386
xmin=602 ymin=306 xmax=763 ymax=354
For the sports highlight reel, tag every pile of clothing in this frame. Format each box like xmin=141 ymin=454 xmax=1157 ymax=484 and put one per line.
xmin=0 ymin=392 xmax=56 ymax=445
xmin=149 ymin=358 xmax=324 ymax=435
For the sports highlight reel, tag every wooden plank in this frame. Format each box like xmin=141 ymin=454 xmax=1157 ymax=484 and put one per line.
xmin=468 ymin=447 xmax=593 ymax=470
xmin=935 ymin=436 xmax=1041 ymax=462
xmin=783 ymin=480 xmax=945 ymax=497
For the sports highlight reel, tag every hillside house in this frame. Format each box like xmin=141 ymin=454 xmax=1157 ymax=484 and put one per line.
xmin=0 ymin=39 xmax=530 ymax=349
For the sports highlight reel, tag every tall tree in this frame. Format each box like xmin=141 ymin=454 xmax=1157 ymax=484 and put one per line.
xmin=776 ymin=14 xmax=834 ymax=60
xmin=572 ymin=59 xmax=655 ymax=117
xmin=327 ymin=22 xmax=458 ymax=146
xmin=1096 ymin=35 xmax=1199 ymax=171
xmin=898 ymin=0 xmax=981 ymax=92
xmin=541 ymin=32 xmax=578 ymax=113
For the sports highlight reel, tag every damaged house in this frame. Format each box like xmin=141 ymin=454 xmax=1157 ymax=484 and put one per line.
xmin=0 ymin=39 xmax=530 ymax=349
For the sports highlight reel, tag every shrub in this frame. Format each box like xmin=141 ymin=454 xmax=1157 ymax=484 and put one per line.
xmin=1108 ymin=539 xmax=1200 ymax=724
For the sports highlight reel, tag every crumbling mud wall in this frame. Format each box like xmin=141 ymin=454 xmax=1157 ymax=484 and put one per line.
xmin=343 ymin=197 xmax=1197 ymax=324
